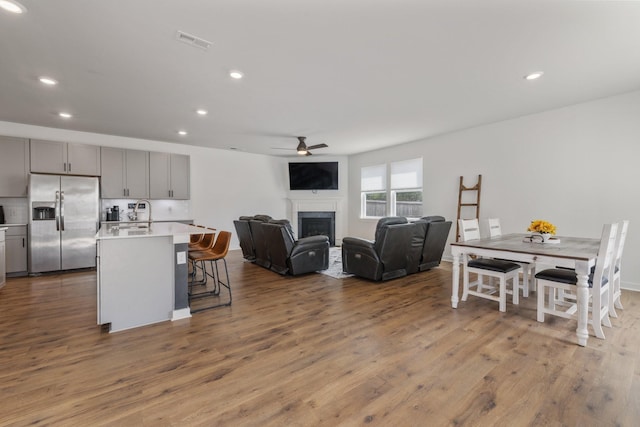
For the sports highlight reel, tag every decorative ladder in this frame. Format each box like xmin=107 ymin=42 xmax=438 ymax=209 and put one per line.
xmin=456 ymin=174 xmax=482 ymax=241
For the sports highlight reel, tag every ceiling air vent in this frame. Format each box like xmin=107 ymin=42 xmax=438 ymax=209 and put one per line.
xmin=176 ymin=30 xmax=212 ymax=50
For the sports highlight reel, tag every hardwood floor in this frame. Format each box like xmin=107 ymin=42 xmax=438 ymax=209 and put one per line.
xmin=1 ymin=250 xmax=638 ymax=426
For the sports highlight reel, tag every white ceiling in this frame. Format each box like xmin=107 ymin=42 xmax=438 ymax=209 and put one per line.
xmin=1 ymin=0 xmax=640 ymax=157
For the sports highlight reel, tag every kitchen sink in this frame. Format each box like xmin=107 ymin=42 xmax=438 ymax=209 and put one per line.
xmin=116 ymin=223 xmax=150 ymax=229
xmin=126 ymin=229 xmax=151 ymax=235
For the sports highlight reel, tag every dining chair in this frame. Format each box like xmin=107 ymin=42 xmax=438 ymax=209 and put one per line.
xmin=487 ymin=218 xmax=536 ymax=296
xmin=609 ymin=220 xmax=629 ymax=318
xmin=536 ymin=223 xmax=617 ymax=339
xmin=458 ymin=218 xmax=521 ymax=312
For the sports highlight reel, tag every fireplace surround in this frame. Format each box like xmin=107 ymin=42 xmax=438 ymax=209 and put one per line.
xmin=298 ymin=211 xmax=335 ymax=246
xmin=287 ymin=197 xmax=344 ymax=246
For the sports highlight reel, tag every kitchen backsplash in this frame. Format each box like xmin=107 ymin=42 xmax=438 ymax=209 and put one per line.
xmin=1 ymin=197 xmax=191 ymax=224
xmin=0 ymin=198 xmax=28 ymax=224
xmin=101 ymin=199 xmax=191 ymax=222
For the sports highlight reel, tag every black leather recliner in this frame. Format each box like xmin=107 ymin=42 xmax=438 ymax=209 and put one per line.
xmin=342 ymin=217 xmax=416 ymax=281
xmin=233 ymin=216 xmax=256 ymax=261
xmin=248 ymin=215 xmax=272 ymax=268
xmin=413 ymin=216 xmax=453 ymax=272
xmin=261 ymin=219 xmax=330 ymax=275
xmin=342 ymin=215 xmax=451 ymax=281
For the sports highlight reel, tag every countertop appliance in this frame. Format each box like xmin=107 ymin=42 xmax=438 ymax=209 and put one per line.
xmin=28 ymin=174 xmax=99 ymax=273
xmin=106 ymin=205 xmax=119 ymax=221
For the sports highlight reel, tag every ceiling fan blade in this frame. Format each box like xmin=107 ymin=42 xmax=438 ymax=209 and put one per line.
xmin=306 ymin=143 xmax=328 ymax=150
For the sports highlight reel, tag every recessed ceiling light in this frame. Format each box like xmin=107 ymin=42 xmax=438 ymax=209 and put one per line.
xmin=0 ymin=0 xmax=27 ymax=14
xmin=178 ymin=130 xmax=188 ymax=136
xmin=59 ymin=112 xmax=72 ymax=119
xmin=229 ymin=71 xmax=244 ymax=79
xmin=39 ymin=77 xmax=58 ymax=86
xmin=196 ymin=109 xmax=208 ymax=116
xmin=524 ymin=71 xmax=544 ymax=81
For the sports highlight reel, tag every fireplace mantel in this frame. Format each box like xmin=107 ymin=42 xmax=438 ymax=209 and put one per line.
xmin=287 ymin=197 xmax=345 ymax=245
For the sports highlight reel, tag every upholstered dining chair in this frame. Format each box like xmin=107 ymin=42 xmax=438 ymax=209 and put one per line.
xmin=487 ymin=218 xmax=536 ymax=296
xmin=609 ymin=220 xmax=629 ymax=318
xmin=536 ymin=223 xmax=617 ymax=339
xmin=458 ymin=218 xmax=521 ymax=312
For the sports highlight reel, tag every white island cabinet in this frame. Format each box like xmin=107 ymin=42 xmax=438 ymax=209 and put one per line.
xmin=96 ymin=222 xmax=209 ymax=332
xmin=0 ymin=227 xmax=6 ymax=290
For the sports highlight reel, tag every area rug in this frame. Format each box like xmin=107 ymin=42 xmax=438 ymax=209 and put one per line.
xmin=319 ymin=246 xmax=354 ymax=279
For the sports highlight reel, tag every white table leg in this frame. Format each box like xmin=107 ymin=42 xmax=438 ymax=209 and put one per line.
xmin=452 ymin=252 xmax=460 ymax=308
xmin=575 ymin=261 xmax=590 ymax=346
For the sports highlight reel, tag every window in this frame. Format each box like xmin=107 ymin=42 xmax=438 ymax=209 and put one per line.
xmin=361 ymin=164 xmax=387 ymax=218
xmin=390 ymin=158 xmax=423 ymax=218
xmin=361 ymin=158 xmax=423 ymax=219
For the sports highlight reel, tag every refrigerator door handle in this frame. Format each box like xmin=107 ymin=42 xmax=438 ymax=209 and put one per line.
xmin=60 ymin=191 xmax=65 ymax=231
xmin=55 ymin=191 xmax=61 ymax=231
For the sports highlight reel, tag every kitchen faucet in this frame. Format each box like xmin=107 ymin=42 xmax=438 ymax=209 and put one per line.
xmin=129 ymin=199 xmax=153 ymax=226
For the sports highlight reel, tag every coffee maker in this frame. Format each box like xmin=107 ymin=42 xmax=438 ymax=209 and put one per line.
xmin=106 ymin=205 xmax=119 ymax=221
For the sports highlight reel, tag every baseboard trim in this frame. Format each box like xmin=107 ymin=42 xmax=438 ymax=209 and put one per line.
xmin=172 ymin=307 xmax=192 ymax=321
xmin=622 ymin=281 xmax=640 ymax=292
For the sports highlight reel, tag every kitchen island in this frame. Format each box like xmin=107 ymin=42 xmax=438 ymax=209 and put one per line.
xmin=96 ymin=222 xmax=211 ymax=332
xmin=0 ymin=227 xmax=6 ymax=290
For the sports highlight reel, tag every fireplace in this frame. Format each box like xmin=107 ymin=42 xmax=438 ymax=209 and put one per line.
xmin=298 ymin=211 xmax=335 ymax=246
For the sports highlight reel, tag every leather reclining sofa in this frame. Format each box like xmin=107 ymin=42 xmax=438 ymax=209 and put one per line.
xmin=341 ymin=216 xmax=452 ymax=281
xmin=233 ymin=215 xmax=329 ymax=276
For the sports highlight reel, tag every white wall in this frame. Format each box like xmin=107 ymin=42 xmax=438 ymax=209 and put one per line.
xmin=348 ymin=90 xmax=640 ymax=291
xmin=0 ymin=121 xmax=289 ymax=250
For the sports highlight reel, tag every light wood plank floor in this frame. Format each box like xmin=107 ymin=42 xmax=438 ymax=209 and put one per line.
xmin=1 ymin=250 xmax=638 ymax=426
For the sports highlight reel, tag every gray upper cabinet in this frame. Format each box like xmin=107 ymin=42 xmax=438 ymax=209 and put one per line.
xmin=30 ymin=139 xmax=100 ymax=176
xmin=0 ymin=136 xmax=29 ymax=197
xmin=149 ymin=152 xmax=190 ymax=199
xmin=100 ymin=147 xmax=149 ymax=199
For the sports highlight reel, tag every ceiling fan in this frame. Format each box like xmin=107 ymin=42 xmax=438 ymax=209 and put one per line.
xmin=295 ymin=136 xmax=328 ymax=155
xmin=273 ymin=136 xmax=328 ymax=155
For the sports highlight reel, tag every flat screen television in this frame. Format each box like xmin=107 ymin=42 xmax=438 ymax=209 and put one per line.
xmin=288 ymin=162 xmax=339 ymax=190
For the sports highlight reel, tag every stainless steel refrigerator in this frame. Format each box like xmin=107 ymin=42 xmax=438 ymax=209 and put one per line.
xmin=28 ymin=174 xmax=99 ymax=273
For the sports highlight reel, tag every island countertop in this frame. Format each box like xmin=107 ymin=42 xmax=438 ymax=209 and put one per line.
xmin=96 ymin=222 xmax=211 ymax=244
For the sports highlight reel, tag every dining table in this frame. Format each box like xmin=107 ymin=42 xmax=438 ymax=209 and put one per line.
xmin=450 ymin=233 xmax=601 ymax=346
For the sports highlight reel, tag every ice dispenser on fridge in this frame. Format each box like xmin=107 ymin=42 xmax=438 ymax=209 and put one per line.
xmin=32 ymin=203 xmax=56 ymax=220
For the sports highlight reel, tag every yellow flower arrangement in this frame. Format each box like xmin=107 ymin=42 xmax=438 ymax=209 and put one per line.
xmin=528 ymin=219 xmax=556 ymax=235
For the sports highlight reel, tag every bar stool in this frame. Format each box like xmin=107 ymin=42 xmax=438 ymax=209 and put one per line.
xmin=189 ymin=228 xmax=216 ymax=284
xmin=188 ymin=230 xmax=232 ymax=313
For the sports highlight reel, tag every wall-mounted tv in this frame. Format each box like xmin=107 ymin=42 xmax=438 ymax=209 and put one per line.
xmin=288 ymin=162 xmax=339 ymax=190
